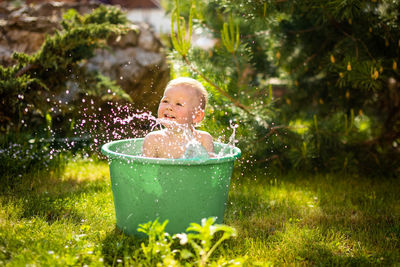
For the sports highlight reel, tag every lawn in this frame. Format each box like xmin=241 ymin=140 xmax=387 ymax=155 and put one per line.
xmin=0 ymin=156 xmax=399 ymax=266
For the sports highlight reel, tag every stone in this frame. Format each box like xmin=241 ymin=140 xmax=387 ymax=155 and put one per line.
xmin=138 ymin=24 xmax=160 ymax=51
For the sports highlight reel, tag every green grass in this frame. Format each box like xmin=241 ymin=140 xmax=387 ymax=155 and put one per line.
xmin=1 ymin=156 xmax=399 ymax=266
xmin=225 ymin=173 xmax=400 ymax=265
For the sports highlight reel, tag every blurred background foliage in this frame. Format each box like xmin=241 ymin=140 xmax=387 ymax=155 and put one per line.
xmin=163 ymin=0 xmax=400 ymax=177
xmin=0 ymin=5 xmax=129 ymax=136
xmin=1 ymin=1 xmax=399 ymax=183
xmin=0 ymin=5 xmax=130 ymax=187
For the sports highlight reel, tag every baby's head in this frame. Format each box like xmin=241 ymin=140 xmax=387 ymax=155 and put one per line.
xmin=158 ymin=77 xmax=208 ymax=127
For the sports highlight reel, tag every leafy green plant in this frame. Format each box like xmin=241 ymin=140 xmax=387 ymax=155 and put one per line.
xmin=137 ymin=218 xmax=245 ymax=266
xmin=185 ymin=217 xmax=241 ymax=266
xmin=137 ymin=219 xmax=177 ymax=266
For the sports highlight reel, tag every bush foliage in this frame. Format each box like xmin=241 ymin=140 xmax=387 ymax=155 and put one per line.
xmin=165 ymin=0 xmax=400 ymax=176
xmin=0 ymin=5 xmax=129 ymax=134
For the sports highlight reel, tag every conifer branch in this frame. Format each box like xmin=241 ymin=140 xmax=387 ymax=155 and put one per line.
xmin=341 ymin=30 xmax=373 ymax=60
xmin=257 ymin=125 xmax=291 ymax=142
xmin=287 ymin=25 xmax=323 ymax=34
xmin=15 ymin=64 xmax=37 ymax=77
xmin=182 ymin=55 xmax=253 ymax=115
xmin=233 ymin=54 xmax=242 ymax=96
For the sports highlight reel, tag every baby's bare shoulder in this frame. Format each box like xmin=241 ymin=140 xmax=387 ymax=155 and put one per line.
xmin=194 ymin=130 xmax=214 ymax=152
xmin=194 ymin=130 xmax=213 ymax=140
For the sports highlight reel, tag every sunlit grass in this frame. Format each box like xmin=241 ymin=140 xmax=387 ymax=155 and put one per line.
xmin=225 ymin=172 xmax=400 ymax=265
xmin=0 ymin=157 xmax=115 ymax=266
xmin=0 ymin=157 xmax=399 ymax=265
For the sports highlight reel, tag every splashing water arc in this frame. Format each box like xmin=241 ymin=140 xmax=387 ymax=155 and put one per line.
xmin=101 ymin=138 xmax=241 ymax=236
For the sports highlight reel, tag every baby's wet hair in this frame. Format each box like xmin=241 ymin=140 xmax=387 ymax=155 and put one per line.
xmin=165 ymin=77 xmax=208 ymax=110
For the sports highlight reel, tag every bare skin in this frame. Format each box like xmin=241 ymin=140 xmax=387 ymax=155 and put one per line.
xmin=142 ymin=127 xmax=213 ymax=158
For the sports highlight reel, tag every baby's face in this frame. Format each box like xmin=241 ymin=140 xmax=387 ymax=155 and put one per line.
xmin=157 ymin=85 xmax=202 ymax=127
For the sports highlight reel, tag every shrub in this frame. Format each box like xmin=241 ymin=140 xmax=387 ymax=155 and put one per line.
xmin=165 ymin=0 xmax=400 ymax=177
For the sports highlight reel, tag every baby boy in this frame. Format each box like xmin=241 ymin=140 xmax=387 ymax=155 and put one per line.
xmin=142 ymin=77 xmax=214 ymax=159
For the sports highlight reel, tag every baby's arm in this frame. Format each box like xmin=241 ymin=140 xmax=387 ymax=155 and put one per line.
xmin=142 ymin=132 xmax=159 ymax=158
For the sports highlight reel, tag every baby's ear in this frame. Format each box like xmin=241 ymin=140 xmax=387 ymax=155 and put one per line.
xmin=193 ymin=109 xmax=205 ymax=124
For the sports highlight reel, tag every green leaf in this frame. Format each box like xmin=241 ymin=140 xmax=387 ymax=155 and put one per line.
xmin=180 ymin=249 xmax=194 ymax=259
xmin=63 ymin=8 xmax=78 ymax=21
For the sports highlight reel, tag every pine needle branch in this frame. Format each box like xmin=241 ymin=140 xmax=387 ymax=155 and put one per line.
xmin=182 ymin=55 xmax=253 ymax=115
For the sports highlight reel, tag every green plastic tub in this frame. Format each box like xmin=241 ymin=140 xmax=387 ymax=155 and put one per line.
xmin=101 ymin=138 xmax=241 ymax=236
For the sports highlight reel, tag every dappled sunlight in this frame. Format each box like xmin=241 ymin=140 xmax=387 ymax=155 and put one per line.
xmin=267 ymin=224 xmax=366 ymax=265
xmin=0 ymin=156 xmax=117 ymax=266
xmin=26 ymin=156 xmax=111 ymax=195
xmin=225 ymin=173 xmax=400 ymax=264
xmin=227 ymin=177 xmax=323 ymax=220
xmin=266 ymin=181 xmax=321 ymax=215
xmin=226 ymin=177 xmax=325 ymax=248
xmin=61 ymin=157 xmax=110 ymax=183
xmin=2 ymin=162 xmax=399 ymax=265
xmin=288 ymin=119 xmax=310 ymax=135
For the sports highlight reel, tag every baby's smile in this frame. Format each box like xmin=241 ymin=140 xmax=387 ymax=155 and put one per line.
xmin=163 ymin=113 xmax=176 ymax=119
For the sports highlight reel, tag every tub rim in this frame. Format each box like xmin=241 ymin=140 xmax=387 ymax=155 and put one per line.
xmin=101 ymin=138 xmax=241 ymax=165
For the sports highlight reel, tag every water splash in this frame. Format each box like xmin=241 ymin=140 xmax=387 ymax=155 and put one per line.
xmin=5 ymin=96 xmax=241 ymax=173
xmin=216 ymin=120 xmax=238 ymax=158
xmin=181 ymin=129 xmax=210 ymax=160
